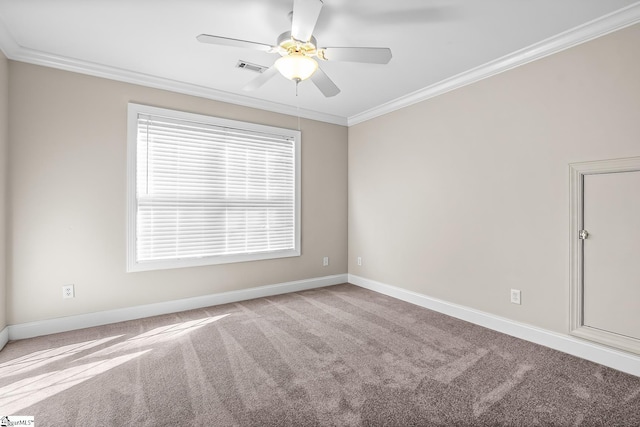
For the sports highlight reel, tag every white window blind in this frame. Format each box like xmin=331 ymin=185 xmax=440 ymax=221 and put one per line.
xmin=127 ymin=104 xmax=300 ymax=272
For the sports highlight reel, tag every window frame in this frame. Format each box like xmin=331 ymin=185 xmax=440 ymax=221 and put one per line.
xmin=126 ymin=103 xmax=301 ymax=272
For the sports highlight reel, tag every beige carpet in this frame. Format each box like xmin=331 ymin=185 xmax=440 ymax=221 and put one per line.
xmin=1 ymin=284 xmax=639 ymax=426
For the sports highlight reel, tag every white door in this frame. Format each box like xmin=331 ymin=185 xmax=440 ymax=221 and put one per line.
xmin=582 ymin=170 xmax=640 ymax=341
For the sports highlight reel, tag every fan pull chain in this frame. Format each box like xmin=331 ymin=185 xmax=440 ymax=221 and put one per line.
xmin=296 ymin=80 xmax=301 ymax=131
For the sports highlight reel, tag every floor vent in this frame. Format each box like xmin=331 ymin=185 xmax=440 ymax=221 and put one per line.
xmin=236 ymin=60 xmax=268 ymax=73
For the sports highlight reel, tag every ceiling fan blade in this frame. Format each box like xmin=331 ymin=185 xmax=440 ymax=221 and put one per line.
xmin=197 ymin=34 xmax=274 ymax=52
xmin=291 ymin=0 xmax=323 ymax=42
xmin=319 ymin=47 xmax=392 ymax=64
xmin=243 ymin=66 xmax=279 ymax=91
xmin=310 ymin=67 xmax=340 ymax=97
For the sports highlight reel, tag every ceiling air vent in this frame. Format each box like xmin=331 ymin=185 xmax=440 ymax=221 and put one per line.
xmin=236 ymin=60 xmax=268 ymax=73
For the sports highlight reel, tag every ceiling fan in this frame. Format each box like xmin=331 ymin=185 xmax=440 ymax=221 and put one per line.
xmin=197 ymin=0 xmax=392 ymax=97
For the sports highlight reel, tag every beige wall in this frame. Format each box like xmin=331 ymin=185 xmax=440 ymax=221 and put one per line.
xmin=8 ymin=62 xmax=348 ymax=324
xmin=348 ymin=23 xmax=640 ymax=334
xmin=5 ymin=24 xmax=639 ymax=333
xmin=0 ymin=51 xmax=7 ymax=332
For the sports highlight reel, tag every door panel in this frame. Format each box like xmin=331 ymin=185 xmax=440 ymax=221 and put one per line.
xmin=583 ymin=171 xmax=640 ymax=340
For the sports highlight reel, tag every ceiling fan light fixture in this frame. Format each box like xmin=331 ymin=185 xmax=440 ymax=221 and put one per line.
xmin=197 ymin=0 xmax=390 ymax=97
xmin=275 ymin=53 xmax=318 ymax=81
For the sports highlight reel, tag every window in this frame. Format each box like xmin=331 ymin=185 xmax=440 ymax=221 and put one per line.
xmin=127 ymin=103 xmax=301 ymax=272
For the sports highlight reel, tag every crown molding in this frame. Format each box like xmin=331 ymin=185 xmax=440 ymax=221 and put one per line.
xmin=348 ymin=2 xmax=640 ymax=126
xmin=1 ymin=3 xmax=639 ymax=128
xmin=0 ymin=24 xmax=347 ymax=127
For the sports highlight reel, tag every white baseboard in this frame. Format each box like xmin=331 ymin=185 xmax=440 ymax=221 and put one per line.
xmin=0 ymin=326 xmax=8 ymax=350
xmin=8 ymin=274 xmax=348 ymax=341
xmin=8 ymin=273 xmax=639 ymax=378
xmin=348 ymin=274 xmax=640 ymax=378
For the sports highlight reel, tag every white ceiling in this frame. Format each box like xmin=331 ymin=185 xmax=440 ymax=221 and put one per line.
xmin=0 ymin=0 xmax=639 ymax=125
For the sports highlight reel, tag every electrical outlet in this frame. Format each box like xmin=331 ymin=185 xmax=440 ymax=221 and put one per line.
xmin=357 ymin=256 xmax=362 ymax=266
xmin=62 ymin=284 xmax=75 ymax=299
xmin=510 ymin=289 xmax=521 ymax=305
xmin=323 ymin=256 xmax=329 ymax=266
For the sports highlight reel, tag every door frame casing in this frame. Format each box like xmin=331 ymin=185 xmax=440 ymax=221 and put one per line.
xmin=569 ymin=156 xmax=640 ymax=355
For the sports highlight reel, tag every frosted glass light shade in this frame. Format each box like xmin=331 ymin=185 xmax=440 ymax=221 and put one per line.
xmin=275 ymin=53 xmax=318 ymax=81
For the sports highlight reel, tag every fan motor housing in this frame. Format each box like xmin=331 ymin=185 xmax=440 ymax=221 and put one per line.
xmin=277 ymin=31 xmax=317 ymax=56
